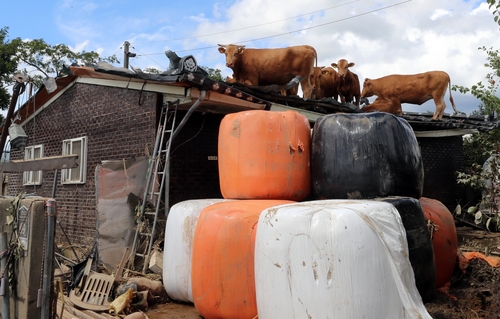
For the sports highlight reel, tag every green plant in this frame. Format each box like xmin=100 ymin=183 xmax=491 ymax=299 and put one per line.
xmin=456 ymin=133 xmax=500 ymax=231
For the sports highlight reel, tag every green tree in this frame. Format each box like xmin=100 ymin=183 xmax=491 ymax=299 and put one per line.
xmin=201 ymin=66 xmax=223 ymax=82
xmin=454 ymin=1 xmax=500 ymax=231
xmin=0 ymin=27 xmax=120 ymax=107
xmin=10 ymin=37 xmax=119 ymax=88
xmin=0 ymin=27 xmax=17 ymax=115
xmin=453 ymin=1 xmax=500 ymax=114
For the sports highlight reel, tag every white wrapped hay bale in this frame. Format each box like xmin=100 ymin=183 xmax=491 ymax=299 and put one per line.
xmin=163 ymin=199 xmax=228 ymax=302
xmin=254 ymin=200 xmax=431 ymax=319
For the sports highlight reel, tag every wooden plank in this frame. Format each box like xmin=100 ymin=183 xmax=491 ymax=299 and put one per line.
xmin=0 ymin=154 xmax=78 ymax=172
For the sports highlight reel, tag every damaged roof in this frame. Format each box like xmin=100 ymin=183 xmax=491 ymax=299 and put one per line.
xmin=10 ymin=52 xmax=500 ymax=134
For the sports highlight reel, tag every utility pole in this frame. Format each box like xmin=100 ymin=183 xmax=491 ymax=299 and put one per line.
xmin=0 ymin=75 xmax=27 ymax=161
xmin=123 ymin=41 xmax=136 ymax=69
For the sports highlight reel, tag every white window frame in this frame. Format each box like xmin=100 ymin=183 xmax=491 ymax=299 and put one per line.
xmin=61 ymin=136 xmax=87 ymax=184
xmin=23 ymin=144 xmax=43 ymax=185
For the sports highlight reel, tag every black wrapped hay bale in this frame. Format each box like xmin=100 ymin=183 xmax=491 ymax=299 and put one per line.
xmin=311 ymin=112 xmax=424 ymax=199
xmin=374 ymin=196 xmax=436 ymax=302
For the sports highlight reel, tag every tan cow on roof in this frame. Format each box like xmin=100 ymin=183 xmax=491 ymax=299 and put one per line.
xmin=310 ymin=66 xmax=339 ymax=100
xmin=331 ymin=59 xmax=360 ymax=106
xmin=360 ymin=71 xmax=458 ymax=120
xmin=218 ymin=44 xmax=317 ymax=99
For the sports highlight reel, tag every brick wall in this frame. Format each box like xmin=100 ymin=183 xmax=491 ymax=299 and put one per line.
xmin=418 ymin=135 xmax=464 ymax=212
xmin=7 ymin=82 xmax=466 ymax=246
xmin=8 ymin=83 xmax=157 ymax=245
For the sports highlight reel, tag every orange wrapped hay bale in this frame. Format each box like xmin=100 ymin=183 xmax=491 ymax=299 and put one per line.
xmin=419 ymin=197 xmax=458 ymax=288
xmin=218 ymin=110 xmax=311 ymax=200
xmin=191 ymin=199 xmax=294 ymax=319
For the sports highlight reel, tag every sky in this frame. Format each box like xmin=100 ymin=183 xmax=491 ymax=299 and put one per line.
xmin=2 ymin=0 xmax=500 ymax=116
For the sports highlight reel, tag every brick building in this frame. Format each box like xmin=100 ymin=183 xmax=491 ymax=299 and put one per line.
xmin=4 ymin=58 xmax=498 ymax=248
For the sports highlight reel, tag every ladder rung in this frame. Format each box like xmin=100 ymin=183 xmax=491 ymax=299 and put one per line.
xmin=139 ymin=232 xmax=152 ymax=236
xmin=144 ymin=212 xmax=156 ymax=216
xmin=135 ymin=253 xmax=146 ymax=258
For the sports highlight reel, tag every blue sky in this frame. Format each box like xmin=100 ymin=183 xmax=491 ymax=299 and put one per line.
xmin=2 ymin=0 xmax=500 ymax=116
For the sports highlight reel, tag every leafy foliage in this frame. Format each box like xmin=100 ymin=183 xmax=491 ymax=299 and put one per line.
xmin=0 ymin=27 xmax=119 ymax=106
xmin=457 ymin=130 xmax=500 ymax=231
xmin=10 ymin=37 xmax=119 ymax=88
xmin=201 ymin=66 xmax=224 ymax=82
xmin=0 ymin=27 xmax=17 ymax=114
xmin=452 ymin=46 xmax=500 ymax=114
xmin=453 ymin=2 xmax=500 ymax=231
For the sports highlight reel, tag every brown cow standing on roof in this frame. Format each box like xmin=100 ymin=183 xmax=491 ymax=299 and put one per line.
xmin=218 ymin=44 xmax=317 ymax=99
xmin=360 ymin=71 xmax=458 ymax=120
xmin=331 ymin=59 xmax=360 ymax=106
xmin=310 ymin=66 xmax=339 ymax=100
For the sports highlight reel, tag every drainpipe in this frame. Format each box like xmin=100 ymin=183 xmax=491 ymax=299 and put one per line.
xmin=165 ymin=90 xmax=206 ymax=214
xmin=41 ymin=199 xmax=56 ymax=319
xmin=142 ymin=91 xmax=206 ymax=273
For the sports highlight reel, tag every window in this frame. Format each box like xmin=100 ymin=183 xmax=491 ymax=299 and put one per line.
xmin=23 ymin=145 xmax=43 ymax=185
xmin=61 ymin=136 xmax=87 ymax=184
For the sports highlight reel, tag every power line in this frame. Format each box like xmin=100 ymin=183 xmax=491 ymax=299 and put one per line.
xmin=130 ymin=0 xmax=360 ymax=45
xmin=136 ymin=0 xmax=411 ymax=57
xmin=129 ymin=46 xmax=167 ymax=70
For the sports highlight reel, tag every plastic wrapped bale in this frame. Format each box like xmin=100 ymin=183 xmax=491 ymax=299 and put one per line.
xmin=254 ymin=200 xmax=432 ymax=319
xmin=218 ymin=110 xmax=311 ymax=200
xmin=163 ymin=199 xmax=230 ymax=302
xmin=311 ymin=112 xmax=423 ymax=199
xmin=191 ymin=199 xmax=294 ymax=319
xmin=419 ymin=197 xmax=458 ymax=288
xmin=373 ymin=196 xmax=436 ymax=302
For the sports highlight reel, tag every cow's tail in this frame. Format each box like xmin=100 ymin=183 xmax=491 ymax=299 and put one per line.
xmin=448 ymin=78 xmax=458 ymax=114
xmin=314 ymin=48 xmax=318 ymax=68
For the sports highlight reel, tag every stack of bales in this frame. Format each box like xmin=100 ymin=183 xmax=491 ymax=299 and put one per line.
xmin=163 ymin=110 xmax=457 ymax=319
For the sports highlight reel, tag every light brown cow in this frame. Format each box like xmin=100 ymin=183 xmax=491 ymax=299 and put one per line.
xmin=218 ymin=44 xmax=317 ymax=99
xmin=331 ymin=59 xmax=360 ymax=106
xmin=360 ymin=71 xmax=458 ymax=120
xmin=310 ymin=66 xmax=339 ymax=100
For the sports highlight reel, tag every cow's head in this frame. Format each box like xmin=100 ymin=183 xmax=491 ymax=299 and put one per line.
xmin=218 ymin=44 xmax=246 ymax=70
xmin=361 ymin=78 xmax=374 ymax=98
xmin=309 ymin=66 xmax=324 ymax=89
xmin=331 ymin=59 xmax=355 ymax=80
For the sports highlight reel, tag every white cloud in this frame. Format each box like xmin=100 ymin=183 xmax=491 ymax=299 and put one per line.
xmin=37 ymin=0 xmax=500 ymax=115
xmin=430 ymin=9 xmax=452 ymax=21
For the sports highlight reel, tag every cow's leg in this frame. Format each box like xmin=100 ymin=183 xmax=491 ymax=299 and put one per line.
xmin=432 ymin=97 xmax=446 ymax=120
xmin=354 ymin=94 xmax=360 ymax=107
xmin=300 ymin=78 xmax=313 ymax=99
xmin=339 ymin=94 xmax=346 ymax=103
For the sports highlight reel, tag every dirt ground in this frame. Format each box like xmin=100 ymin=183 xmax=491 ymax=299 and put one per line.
xmin=424 ymin=228 xmax=500 ymax=319
xmin=142 ymin=227 xmax=500 ymax=319
xmin=56 ymin=226 xmax=500 ymax=319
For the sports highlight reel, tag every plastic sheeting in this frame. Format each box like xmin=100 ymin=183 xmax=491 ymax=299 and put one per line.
xmin=163 ymin=199 xmax=229 ymax=302
xmin=254 ymin=200 xmax=432 ymax=319
xmin=95 ymin=157 xmax=149 ymax=272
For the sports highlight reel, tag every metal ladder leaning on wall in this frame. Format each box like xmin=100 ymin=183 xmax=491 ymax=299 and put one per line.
xmin=129 ymin=99 xmax=179 ymax=274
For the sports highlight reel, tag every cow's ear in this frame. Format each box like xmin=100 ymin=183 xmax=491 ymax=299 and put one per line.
xmin=218 ymin=47 xmax=226 ymax=54
xmin=364 ymin=78 xmax=370 ymax=83
xmin=331 ymin=63 xmax=338 ymax=69
xmin=238 ymin=47 xmax=245 ymax=54
xmin=348 ymin=62 xmax=355 ymax=68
